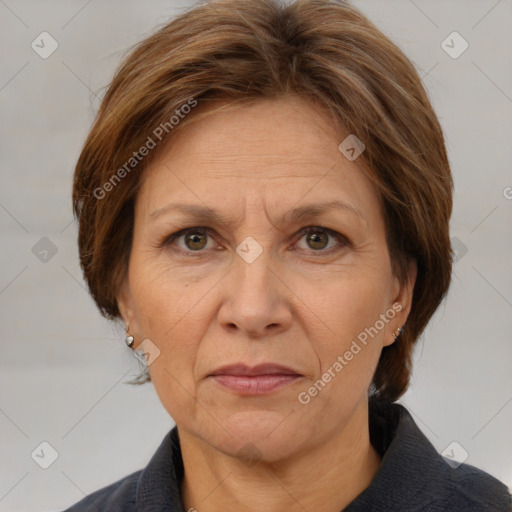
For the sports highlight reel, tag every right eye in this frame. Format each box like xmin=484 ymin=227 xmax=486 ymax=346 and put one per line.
xmin=162 ymin=227 xmax=219 ymax=254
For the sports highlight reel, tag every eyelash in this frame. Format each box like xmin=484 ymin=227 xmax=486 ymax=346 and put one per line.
xmin=160 ymin=226 xmax=350 ymax=257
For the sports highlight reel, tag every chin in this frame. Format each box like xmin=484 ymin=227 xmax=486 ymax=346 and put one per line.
xmin=202 ymin=409 xmax=312 ymax=464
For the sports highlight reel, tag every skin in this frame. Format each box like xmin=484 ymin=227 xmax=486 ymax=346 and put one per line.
xmin=118 ymin=95 xmax=417 ymax=512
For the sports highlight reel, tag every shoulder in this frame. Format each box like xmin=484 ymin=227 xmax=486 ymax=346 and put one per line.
xmin=356 ymin=398 xmax=512 ymax=512
xmin=60 ymin=426 xmax=184 ymax=511
xmin=60 ymin=470 xmax=142 ymax=512
xmin=392 ymin=400 xmax=512 ymax=511
xmin=432 ymin=461 xmax=512 ymax=512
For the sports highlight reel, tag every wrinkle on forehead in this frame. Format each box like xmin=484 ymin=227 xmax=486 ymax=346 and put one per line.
xmin=136 ymin=95 xmax=378 ymax=233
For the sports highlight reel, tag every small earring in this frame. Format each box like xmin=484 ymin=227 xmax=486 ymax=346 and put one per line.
xmin=392 ymin=326 xmax=404 ymax=341
xmin=125 ymin=325 xmax=134 ymax=348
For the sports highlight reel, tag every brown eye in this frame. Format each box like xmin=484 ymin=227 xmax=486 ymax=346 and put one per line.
xmin=162 ymin=227 xmax=214 ymax=253
xmin=295 ymin=226 xmax=348 ymax=254
xmin=306 ymin=230 xmax=329 ymax=250
xmin=184 ymin=230 xmax=208 ymax=250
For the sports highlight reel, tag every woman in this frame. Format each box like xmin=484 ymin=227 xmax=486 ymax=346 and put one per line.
xmin=63 ymin=0 xmax=511 ymax=510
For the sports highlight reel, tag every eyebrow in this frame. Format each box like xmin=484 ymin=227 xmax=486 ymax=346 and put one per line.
xmin=149 ymin=200 xmax=366 ymax=226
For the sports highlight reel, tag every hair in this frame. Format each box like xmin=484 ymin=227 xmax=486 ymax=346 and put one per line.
xmin=73 ymin=0 xmax=453 ymax=401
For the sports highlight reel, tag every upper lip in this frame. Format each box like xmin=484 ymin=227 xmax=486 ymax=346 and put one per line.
xmin=209 ymin=363 xmax=301 ymax=377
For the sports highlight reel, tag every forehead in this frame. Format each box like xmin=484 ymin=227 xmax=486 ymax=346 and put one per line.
xmin=137 ymin=96 xmax=380 ymax=221
xmin=159 ymin=96 xmax=342 ymax=170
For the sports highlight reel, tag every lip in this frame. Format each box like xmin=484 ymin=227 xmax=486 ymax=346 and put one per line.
xmin=209 ymin=363 xmax=302 ymax=394
xmin=209 ymin=363 xmax=301 ymax=377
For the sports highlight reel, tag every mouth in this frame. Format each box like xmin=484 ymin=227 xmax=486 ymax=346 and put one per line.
xmin=208 ymin=363 xmax=303 ymax=395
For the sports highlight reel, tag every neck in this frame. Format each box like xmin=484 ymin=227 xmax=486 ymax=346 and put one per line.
xmin=179 ymin=398 xmax=380 ymax=512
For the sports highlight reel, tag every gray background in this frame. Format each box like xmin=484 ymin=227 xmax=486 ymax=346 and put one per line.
xmin=1 ymin=1 xmax=511 ymax=510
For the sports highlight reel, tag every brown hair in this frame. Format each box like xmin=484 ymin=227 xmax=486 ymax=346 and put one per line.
xmin=73 ymin=0 xmax=453 ymax=401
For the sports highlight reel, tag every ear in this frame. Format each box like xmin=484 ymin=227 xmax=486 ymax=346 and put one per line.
xmin=384 ymin=259 xmax=417 ymax=347
xmin=117 ymin=279 xmax=136 ymax=331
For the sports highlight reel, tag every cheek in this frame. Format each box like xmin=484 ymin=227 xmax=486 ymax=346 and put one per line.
xmin=133 ymin=274 xmax=210 ymax=423
xmin=318 ymin=259 xmax=390 ymax=330
xmin=128 ymin=257 xmax=208 ymax=385
xmin=309 ymin=273 xmax=391 ymax=388
xmin=130 ymin=250 xmax=212 ymax=333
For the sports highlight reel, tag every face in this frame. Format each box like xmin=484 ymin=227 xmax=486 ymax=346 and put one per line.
xmin=118 ymin=96 xmax=415 ymax=462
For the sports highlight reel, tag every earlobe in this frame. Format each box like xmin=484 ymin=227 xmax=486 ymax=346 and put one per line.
xmin=392 ymin=326 xmax=404 ymax=341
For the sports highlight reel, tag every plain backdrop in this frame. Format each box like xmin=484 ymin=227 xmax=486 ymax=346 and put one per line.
xmin=1 ymin=1 xmax=511 ymax=510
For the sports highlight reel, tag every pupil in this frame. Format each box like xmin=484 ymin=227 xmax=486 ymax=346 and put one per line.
xmin=309 ymin=231 xmax=327 ymax=250
xmin=187 ymin=232 xmax=206 ymax=250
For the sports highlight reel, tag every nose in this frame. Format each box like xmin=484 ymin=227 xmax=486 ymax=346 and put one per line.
xmin=217 ymin=248 xmax=293 ymax=339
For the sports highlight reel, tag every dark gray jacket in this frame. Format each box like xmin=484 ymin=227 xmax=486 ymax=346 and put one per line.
xmin=62 ymin=398 xmax=512 ymax=511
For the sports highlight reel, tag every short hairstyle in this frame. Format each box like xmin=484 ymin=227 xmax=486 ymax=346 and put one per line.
xmin=73 ymin=0 xmax=453 ymax=401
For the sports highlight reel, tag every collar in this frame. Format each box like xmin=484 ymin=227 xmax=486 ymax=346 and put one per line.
xmin=133 ymin=397 xmax=507 ymax=511
xmin=136 ymin=425 xmax=185 ymax=511
xmin=344 ymin=397 xmax=453 ymax=511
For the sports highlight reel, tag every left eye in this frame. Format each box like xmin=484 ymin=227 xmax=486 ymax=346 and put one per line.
xmin=295 ymin=227 xmax=346 ymax=252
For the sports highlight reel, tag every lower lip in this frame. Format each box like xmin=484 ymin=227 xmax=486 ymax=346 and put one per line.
xmin=211 ymin=374 xmax=301 ymax=394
